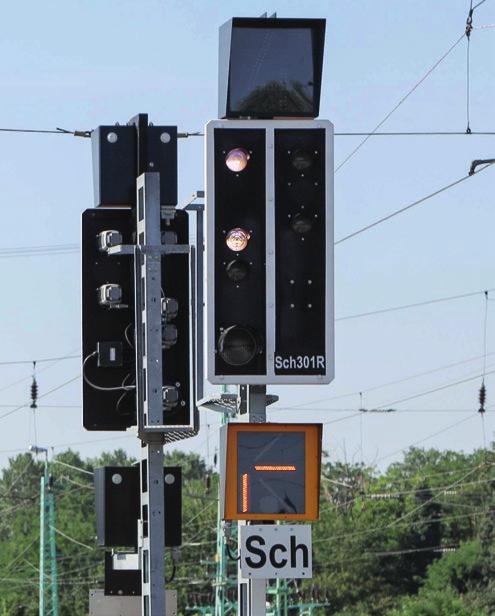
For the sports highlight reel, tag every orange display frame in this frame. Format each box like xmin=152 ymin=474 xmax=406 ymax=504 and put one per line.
xmin=223 ymin=423 xmax=322 ymax=521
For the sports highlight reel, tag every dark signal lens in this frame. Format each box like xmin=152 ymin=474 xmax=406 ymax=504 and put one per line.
xmin=290 ymin=213 xmax=313 ymax=234
xmin=226 ymin=259 xmax=249 ymax=282
xmin=218 ymin=325 xmax=260 ymax=366
xmin=291 ymin=150 xmax=313 ymax=171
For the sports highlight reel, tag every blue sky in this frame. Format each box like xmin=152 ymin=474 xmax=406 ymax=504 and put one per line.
xmin=0 ymin=0 xmax=493 ymax=471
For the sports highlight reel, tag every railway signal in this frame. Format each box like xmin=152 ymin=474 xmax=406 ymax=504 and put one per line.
xmin=206 ymin=120 xmax=334 ymax=385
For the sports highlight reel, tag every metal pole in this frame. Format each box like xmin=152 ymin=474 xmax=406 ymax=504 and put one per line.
xmin=139 ymin=437 xmax=166 ymax=616
xmin=215 ymin=387 xmax=229 ymax=616
xmin=48 ymin=482 xmax=59 ymax=616
xmin=39 ymin=470 xmax=46 ymax=616
xmin=134 ymin=173 xmax=167 ymax=616
xmin=238 ymin=385 xmax=267 ymax=616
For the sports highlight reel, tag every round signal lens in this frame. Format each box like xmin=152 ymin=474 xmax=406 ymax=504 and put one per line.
xmin=291 ymin=150 xmax=313 ymax=171
xmin=226 ymin=228 xmax=250 ymax=252
xmin=218 ymin=325 xmax=259 ymax=366
xmin=226 ymin=148 xmax=250 ymax=172
xmin=226 ymin=259 xmax=249 ymax=282
xmin=291 ymin=213 xmax=313 ymax=234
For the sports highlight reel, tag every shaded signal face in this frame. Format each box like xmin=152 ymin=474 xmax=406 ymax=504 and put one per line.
xmin=237 ymin=431 xmax=306 ymax=515
xmin=274 ymin=129 xmax=327 ymax=376
xmin=214 ymin=128 xmax=266 ymax=376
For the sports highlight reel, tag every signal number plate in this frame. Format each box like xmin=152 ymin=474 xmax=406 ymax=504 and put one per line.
xmin=274 ymin=354 xmax=325 ymax=374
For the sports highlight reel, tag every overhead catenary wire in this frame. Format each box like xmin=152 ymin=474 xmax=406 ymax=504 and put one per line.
xmin=335 ymin=162 xmax=494 ymax=245
xmin=0 ymin=244 xmax=79 ymax=259
xmin=0 ymin=374 xmax=81 ymax=422
xmin=313 ymin=462 xmax=485 ymax=545
xmin=479 ymin=291 xmax=489 ymax=445
xmin=276 ymin=350 xmax=495 ymax=410
xmin=334 ymin=130 xmax=495 ymax=136
xmin=0 ymin=348 xmax=80 ymax=397
xmin=334 ymin=32 xmax=466 ymax=173
xmin=50 ymin=526 xmax=94 ymax=551
xmin=319 ymin=467 xmax=495 ymax=511
xmin=374 ymin=413 xmax=478 ymax=464
xmin=337 ymin=287 xmax=495 ymax=321
xmin=0 ymin=353 xmax=79 ymax=366
xmin=1 ymin=125 xmax=495 ymax=141
xmin=375 ymin=367 xmax=495 ymax=409
xmin=2 ymin=162 xmax=493 ymax=261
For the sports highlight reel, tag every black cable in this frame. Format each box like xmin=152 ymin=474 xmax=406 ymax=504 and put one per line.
xmin=226 ymin=543 xmax=240 ymax=562
xmin=82 ymin=352 xmax=135 ymax=393
xmin=124 ymin=323 xmax=134 ymax=349
xmin=165 ymin=562 xmax=176 ymax=583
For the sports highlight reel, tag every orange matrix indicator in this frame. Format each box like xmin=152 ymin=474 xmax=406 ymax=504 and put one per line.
xmin=254 ymin=465 xmax=297 ymax=472
xmin=242 ymin=473 xmax=249 ymax=513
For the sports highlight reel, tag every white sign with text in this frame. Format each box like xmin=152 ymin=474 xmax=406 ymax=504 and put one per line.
xmin=240 ymin=524 xmax=312 ymax=579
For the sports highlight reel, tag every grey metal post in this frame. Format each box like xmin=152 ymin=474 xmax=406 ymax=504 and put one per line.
xmin=139 ymin=438 xmax=165 ymax=616
xmin=238 ymin=385 xmax=267 ymax=616
xmin=39 ymin=472 xmax=46 ymax=616
xmin=134 ymin=172 xmax=167 ymax=616
xmin=48 ymin=487 xmax=59 ymax=616
xmin=183 ymin=198 xmax=204 ymax=403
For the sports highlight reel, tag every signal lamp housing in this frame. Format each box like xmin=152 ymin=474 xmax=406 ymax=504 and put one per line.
xmin=218 ymin=325 xmax=260 ymax=367
xmin=290 ymin=213 xmax=313 ymax=235
xmin=226 ymin=259 xmax=249 ymax=282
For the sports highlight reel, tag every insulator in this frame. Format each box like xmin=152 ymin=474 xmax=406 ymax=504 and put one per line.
xmin=479 ymin=382 xmax=486 ymax=413
xmin=30 ymin=378 xmax=38 ymax=409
